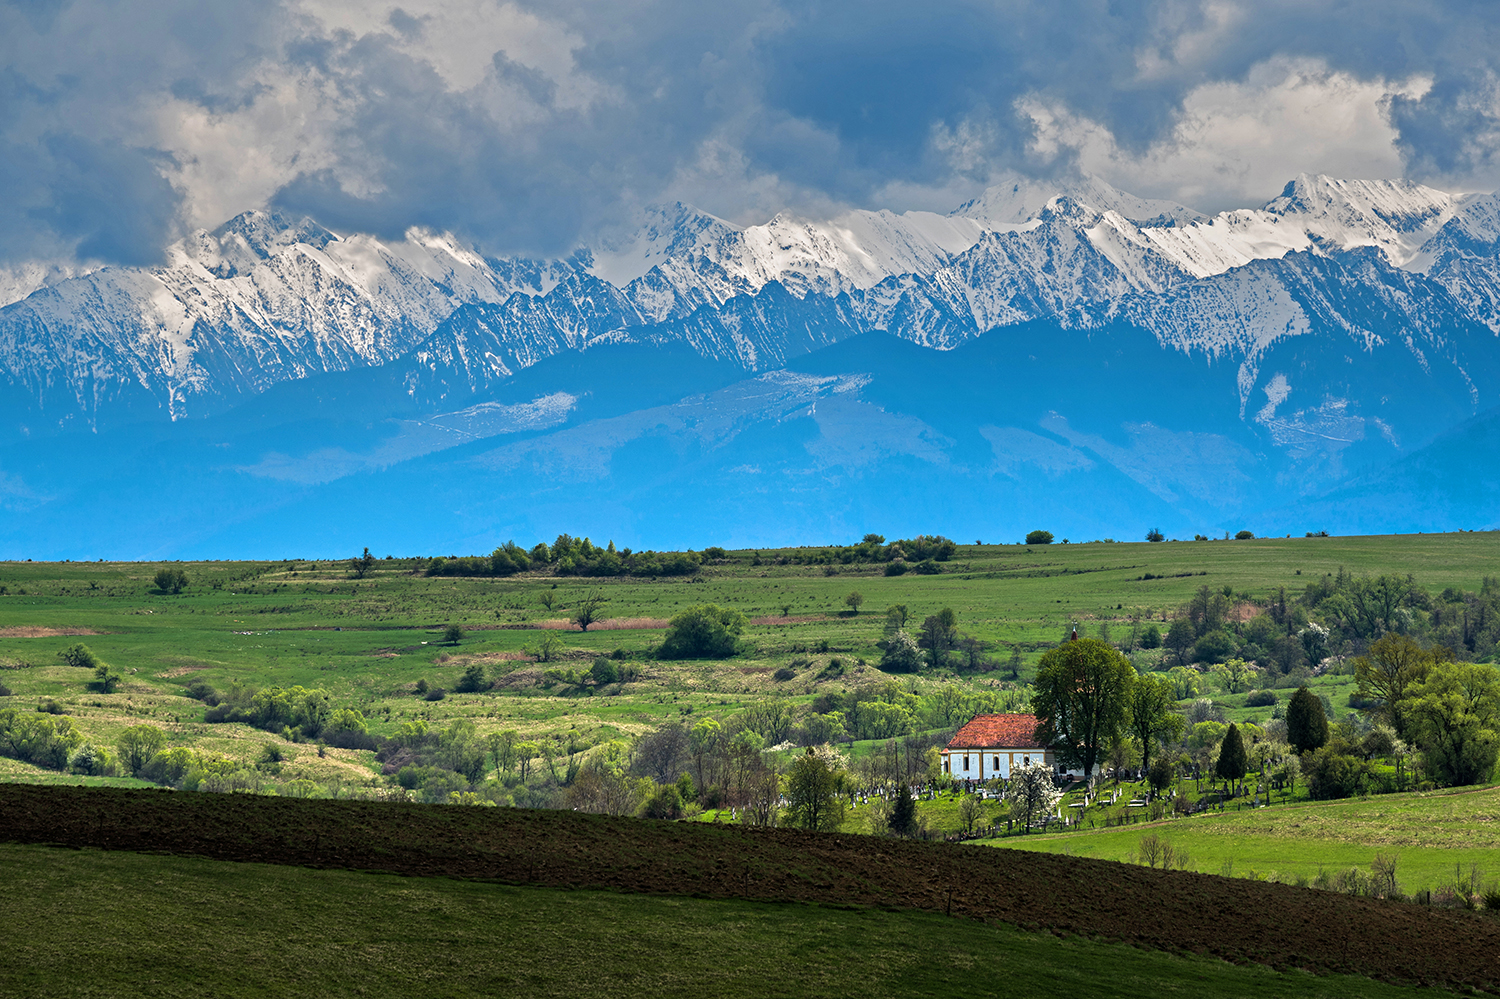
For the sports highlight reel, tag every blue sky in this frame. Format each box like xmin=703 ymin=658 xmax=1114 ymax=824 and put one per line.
xmin=2 ymin=0 xmax=1498 ymax=266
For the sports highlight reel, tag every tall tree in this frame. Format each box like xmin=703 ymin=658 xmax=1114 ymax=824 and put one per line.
xmin=1031 ymin=637 xmax=1135 ymax=779
xmin=349 ymin=547 xmax=376 ymax=579
xmin=1215 ymin=723 xmax=1249 ymax=793
xmin=1286 ymin=686 xmax=1329 ymax=755
xmin=1126 ymin=673 xmax=1184 ymax=786
xmin=918 ymin=608 xmax=959 ymax=667
xmin=1405 ymin=661 xmax=1500 ymax=786
xmin=1354 ymin=633 xmax=1436 ymax=740
xmin=887 ymin=783 xmax=917 ymax=837
xmin=784 ymin=746 xmax=846 ymax=832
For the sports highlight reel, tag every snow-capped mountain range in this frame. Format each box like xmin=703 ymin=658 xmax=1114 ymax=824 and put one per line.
xmin=5 ymin=171 xmax=1494 ymax=430
xmin=6 ymin=170 xmax=1500 ymax=555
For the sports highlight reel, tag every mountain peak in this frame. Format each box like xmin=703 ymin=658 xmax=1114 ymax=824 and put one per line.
xmin=952 ymin=173 xmax=1205 ymax=229
xmin=1261 ymin=174 xmax=1463 ymax=265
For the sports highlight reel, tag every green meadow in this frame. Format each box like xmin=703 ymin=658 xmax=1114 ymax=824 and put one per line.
xmin=989 ymin=784 xmax=1500 ymax=893
xmin=0 ymin=530 xmax=1491 ymax=814
xmin=0 ymin=842 xmax=1444 ymax=999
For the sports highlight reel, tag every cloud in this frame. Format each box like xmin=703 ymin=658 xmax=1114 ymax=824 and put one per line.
xmin=1019 ymin=57 xmax=1431 ymax=212
xmin=2 ymin=0 xmax=1500 ymax=268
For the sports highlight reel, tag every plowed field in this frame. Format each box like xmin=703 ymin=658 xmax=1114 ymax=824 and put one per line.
xmin=3 ymin=784 xmax=1497 ymax=991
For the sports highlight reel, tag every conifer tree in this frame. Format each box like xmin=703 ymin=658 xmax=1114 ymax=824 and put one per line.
xmin=888 ymin=784 xmax=917 ymax=837
xmin=1287 ymin=686 xmax=1329 ymax=754
xmin=1215 ymin=722 xmax=1248 ymax=793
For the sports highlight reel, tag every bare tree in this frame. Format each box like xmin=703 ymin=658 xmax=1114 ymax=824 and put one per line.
xmin=572 ymin=590 xmax=609 ymax=631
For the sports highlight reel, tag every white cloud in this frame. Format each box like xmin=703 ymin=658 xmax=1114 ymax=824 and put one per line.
xmin=1019 ymin=57 xmax=1437 ymax=212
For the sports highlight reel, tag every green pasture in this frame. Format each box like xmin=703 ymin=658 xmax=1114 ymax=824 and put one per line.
xmin=988 ymin=785 xmax=1500 ymax=893
xmin=0 ymin=842 xmax=1440 ymax=999
xmin=0 ymin=531 xmax=1495 ymax=785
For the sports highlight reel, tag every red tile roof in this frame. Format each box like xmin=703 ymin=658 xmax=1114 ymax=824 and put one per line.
xmin=946 ymin=713 xmax=1044 ymax=750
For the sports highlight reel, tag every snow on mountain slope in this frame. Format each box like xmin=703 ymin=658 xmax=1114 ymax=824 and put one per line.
xmin=951 ymin=173 xmax=1205 ymax=228
xmin=0 ymin=211 xmax=576 ymax=423
xmin=598 ymin=203 xmax=986 ymax=322
xmin=3 ymin=172 xmax=1497 ymax=445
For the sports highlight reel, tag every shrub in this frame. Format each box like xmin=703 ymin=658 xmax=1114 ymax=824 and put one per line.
xmin=454 ymin=664 xmax=487 ymax=693
xmin=0 ymin=682 xmax=10 ymax=697
xmin=1235 ymin=530 xmax=1255 ymax=540
xmin=1139 ymin=625 xmax=1161 ymax=649
xmin=1192 ymin=630 xmax=1235 ymax=664
xmin=772 ymin=667 xmax=796 ymax=682
xmin=184 ymin=681 xmax=220 ymax=705
xmin=883 ymin=561 xmax=909 ymax=576
xmin=1025 ymin=530 xmax=1054 ymax=545
xmin=590 ymin=657 xmax=619 ymax=685
xmin=58 ymin=644 xmax=100 ymax=670
xmin=880 ymin=630 xmax=922 ymax=673
xmin=1245 ymin=689 xmax=1278 ymax=707
xmin=153 ymin=568 xmax=189 ymax=594
xmin=69 ymin=742 xmax=116 ymax=776
xmin=640 ymin=783 xmax=685 ymax=820
xmin=659 ymin=604 xmax=747 ymax=659
xmin=423 ymin=687 xmax=447 ymax=702
xmin=1304 ymin=746 xmax=1369 ymax=800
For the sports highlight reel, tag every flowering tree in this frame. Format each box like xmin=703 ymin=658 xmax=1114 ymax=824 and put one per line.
xmin=1005 ymin=760 xmax=1063 ymax=833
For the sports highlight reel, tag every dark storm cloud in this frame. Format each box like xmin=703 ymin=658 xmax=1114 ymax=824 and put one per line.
xmin=2 ymin=0 xmax=1499 ymax=267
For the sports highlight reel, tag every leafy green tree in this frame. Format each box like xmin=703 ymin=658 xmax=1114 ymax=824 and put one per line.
xmin=883 ymin=605 xmax=909 ymax=633
xmin=349 ymin=547 xmax=376 ymax=579
xmin=845 ymin=591 xmax=864 ymax=614
xmin=572 ymin=590 xmax=609 ymax=632
xmin=58 ymin=643 xmax=101 ymax=670
xmin=784 ymin=746 xmax=846 ymax=831
xmin=443 ymin=623 xmax=465 ymax=645
xmin=917 ymin=608 xmax=959 ymax=667
xmin=1303 ymin=746 xmax=1369 ymax=799
xmin=1192 ymin=629 xmax=1235 ymax=664
xmin=94 ymin=661 xmax=122 ymax=693
xmin=1145 ymin=528 xmax=1165 ymax=542
xmin=1405 ymin=661 xmax=1500 ymax=786
xmin=1147 ymin=754 xmax=1175 ymax=797
xmin=116 ymin=725 xmax=166 ymax=776
xmin=1031 ymin=637 xmax=1135 ymax=779
xmin=1286 ymin=686 xmax=1329 ymax=755
xmin=454 ymin=663 xmax=487 ymax=693
xmin=590 ymin=657 xmax=619 ymax=685
xmin=1025 ymin=530 xmax=1054 ymax=545
xmin=1126 ymin=673 xmax=1184 ymax=784
xmin=1213 ymin=657 xmax=1258 ymax=694
xmin=1164 ymin=619 xmax=1195 ymax=667
xmin=640 ymin=782 xmax=685 ymax=819
xmin=879 ymin=630 xmax=922 ymax=673
xmin=1354 ymin=633 xmax=1436 ymax=740
xmin=659 ymin=604 xmax=747 ymax=659
xmin=1215 ymin=723 xmax=1248 ymax=792
xmin=526 ymin=631 xmax=564 ymax=662
xmin=153 ymin=568 xmax=189 ymax=594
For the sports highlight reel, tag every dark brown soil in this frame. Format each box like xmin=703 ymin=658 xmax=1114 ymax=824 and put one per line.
xmin=3 ymin=784 xmax=1497 ymax=990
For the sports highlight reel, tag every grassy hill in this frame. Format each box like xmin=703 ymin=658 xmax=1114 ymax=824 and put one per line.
xmin=991 ymin=784 xmax=1500 ymax=893
xmin=3 ymin=784 xmax=1498 ymax=995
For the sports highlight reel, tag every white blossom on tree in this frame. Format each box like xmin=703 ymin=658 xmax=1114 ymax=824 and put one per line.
xmin=1005 ymin=759 xmax=1063 ymax=833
